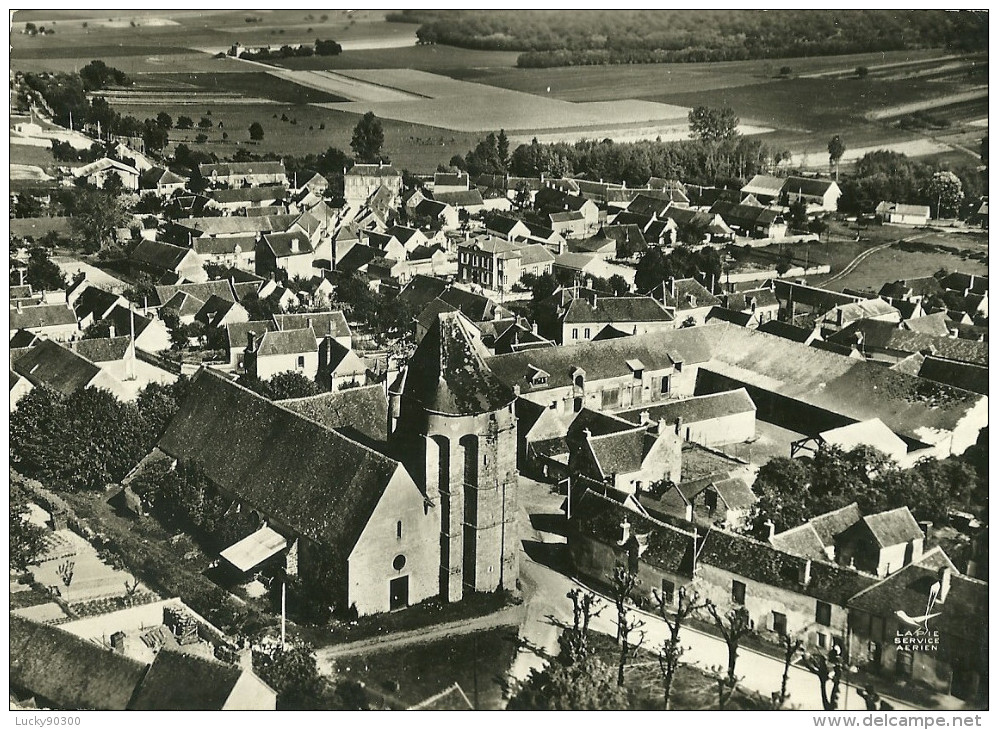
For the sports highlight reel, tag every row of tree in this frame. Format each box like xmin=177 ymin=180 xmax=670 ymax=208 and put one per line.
xmin=392 ymin=10 xmax=986 ymax=65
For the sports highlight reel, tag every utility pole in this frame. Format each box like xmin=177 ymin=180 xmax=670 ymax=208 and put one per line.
xmin=281 ymin=579 xmax=287 ymax=649
xmin=127 ymin=303 xmax=137 ymax=381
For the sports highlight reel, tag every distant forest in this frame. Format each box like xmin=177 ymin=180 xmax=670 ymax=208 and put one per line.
xmin=388 ymin=10 xmax=989 ymax=67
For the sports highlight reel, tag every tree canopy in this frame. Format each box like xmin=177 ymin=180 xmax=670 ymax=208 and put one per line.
xmin=350 ymin=111 xmax=385 ymax=163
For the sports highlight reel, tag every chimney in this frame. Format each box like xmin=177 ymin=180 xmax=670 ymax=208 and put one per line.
xmin=668 ymin=276 xmax=676 ymax=297
xmin=800 ymin=558 xmax=812 ymax=586
xmin=531 ymin=321 xmax=538 ymax=335
xmin=936 ymin=567 xmax=952 ymax=604
xmin=108 ymin=324 xmax=116 ymax=339
xmin=16 ymin=300 xmax=22 ymax=313
xmin=764 ymin=519 xmax=776 ymax=540
xmin=582 ymin=427 xmax=592 ymax=440
xmin=247 ymin=331 xmax=257 ymax=352
xmin=617 ymin=518 xmax=631 ymax=546
xmin=639 ymin=410 xmax=651 ymax=425
xmin=290 ymin=237 xmax=300 ymax=253
xmin=306 ymin=317 xmax=313 ymax=331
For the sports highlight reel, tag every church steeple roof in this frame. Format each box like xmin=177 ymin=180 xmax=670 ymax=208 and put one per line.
xmin=402 ymin=311 xmax=514 ymax=416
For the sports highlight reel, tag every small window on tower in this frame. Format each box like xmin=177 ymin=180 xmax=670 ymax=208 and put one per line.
xmin=396 ymin=520 xmax=402 ymax=539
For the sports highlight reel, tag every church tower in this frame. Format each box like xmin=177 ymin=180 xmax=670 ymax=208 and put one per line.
xmin=391 ymin=312 xmax=518 ymax=602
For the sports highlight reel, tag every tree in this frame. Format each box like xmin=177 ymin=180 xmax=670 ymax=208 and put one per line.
xmin=514 ymin=180 xmax=532 ymax=209
xmin=136 ymin=378 xmax=190 ymax=443
xmin=654 ymin=584 xmax=708 ymax=709
xmin=688 ymin=106 xmax=739 ymax=143
xmin=497 ymin=128 xmax=510 ymax=172
xmin=142 ymin=119 xmax=169 ymax=152
xmin=801 ymin=644 xmax=846 ymax=711
xmin=705 ymin=603 xmax=753 ymax=682
xmin=13 ymin=193 xmax=44 ymax=218
xmin=26 ymin=247 xmax=67 ymax=291
xmin=253 ymin=641 xmax=326 ymax=710
xmin=350 ymin=111 xmax=385 ymax=163
xmin=923 ymin=170 xmax=964 ymax=218
xmin=788 ymin=199 xmax=809 ymax=230
xmin=156 ymin=111 xmax=173 ymax=129
xmin=855 ymin=66 xmax=869 ymax=78
xmin=779 ymin=65 xmax=792 ymax=77
xmin=827 ymin=135 xmax=846 ymax=181
xmin=249 ymin=121 xmax=265 ymax=141
xmin=10 ymin=475 xmax=46 ymax=571
xmin=176 ymin=115 xmax=194 ymax=130
xmin=68 ymin=188 xmax=129 ymax=252
xmin=195 ymin=133 xmax=208 ymax=144
xmin=198 ymin=116 xmax=213 ymax=129
xmin=634 ymin=247 xmax=669 ymax=293
xmin=314 ymin=39 xmax=343 ymax=55
xmin=79 ymin=60 xmax=130 ymax=91
xmin=609 ymin=566 xmax=645 ymax=686
xmin=263 ymin=371 xmax=323 ymax=400
xmin=751 ymin=457 xmax=813 ymax=534
xmin=775 ymin=633 xmax=805 ymax=708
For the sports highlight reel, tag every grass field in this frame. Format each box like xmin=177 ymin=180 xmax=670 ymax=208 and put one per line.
xmin=332 ymin=627 xmax=519 ymax=710
xmin=133 ymin=71 xmax=348 ymax=105
xmin=10 ymin=144 xmax=56 ymax=168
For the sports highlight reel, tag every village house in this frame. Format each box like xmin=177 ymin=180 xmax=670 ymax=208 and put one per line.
xmin=11 ymin=339 xmax=126 ymax=400
xmin=819 ymin=298 xmax=902 ymax=335
xmin=192 ymin=235 xmax=258 ymax=272
xmin=641 ymin=475 xmax=757 ymax=531
xmin=139 ymin=166 xmax=188 ymax=197
xmin=433 ymin=171 xmax=470 ymax=193
xmin=827 ymin=319 xmax=988 ymax=368
xmin=615 ymin=388 xmax=757 ymax=447
xmin=243 ymin=327 xmax=318 ymax=381
xmin=225 ymin=320 xmax=276 ymax=370
xmin=434 ymin=188 xmax=486 ymax=214
xmin=206 ymin=185 xmax=287 ymax=213
xmin=569 ymin=418 xmax=683 ymax=494
xmin=773 ymin=280 xmax=863 ymax=326
xmin=875 ymin=201 xmax=931 ymax=226
xmin=194 ymin=295 xmax=250 ymax=329
xmin=554 ymin=291 xmax=675 ymax=344
xmin=781 ymin=176 xmax=841 ymax=212
xmin=711 ymin=201 xmax=788 ymax=239
xmin=9 ymin=301 xmax=79 ymax=341
xmin=717 ymin=285 xmax=780 ymax=328
xmin=344 ymin=162 xmax=402 ymax=208
xmin=73 ymin=157 xmax=140 ymax=191
xmin=740 ymin=174 xmax=785 ymax=206
xmin=413 ymin=198 xmax=459 ymax=231
xmin=198 ymin=161 xmax=287 ymax=188
xmin=317 ymin=336 xmax=368 ymax=390
xmin=457 ymin=236 xmax=554 ymax=293
xmin=256 ymin=231 xmax=316 ymax=280
xmin=130 ymin=240 xmax=208 ymax=284
xmin=645 ymin=277 xmax=722 ymax=326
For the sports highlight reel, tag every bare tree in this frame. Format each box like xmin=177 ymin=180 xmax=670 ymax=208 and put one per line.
xmin=801 ymin=644 xmax=846 ymax=710
xmin=564 ymin=588 xmax=603 ymax=659
xmin=57 ymin=560 xmax=75 ymax=588
xmin=706 ymin=664 xmax=742 ymax=709
xmin=775 ymin=633 xmax=804 ymax=708
xmin=609 ymin=566 xmax=645 ymax=686
xmin=705 ymin=603 xmax=753 ymax=682
xmin=653 ymin=584 xmax=708 ymax=709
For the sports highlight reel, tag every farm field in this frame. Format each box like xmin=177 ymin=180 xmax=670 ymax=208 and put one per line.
xmin=9 ymin=143 xmax=56 ymax=168
xmin=109 ymin=101 xmax=481 ymax=172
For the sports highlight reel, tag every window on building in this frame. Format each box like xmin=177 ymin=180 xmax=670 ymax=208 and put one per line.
xmin=772 ymin=611 xmax=787 ymax=636
xmin=817 ymin=632 xmax=827 ymax=649
xmin=896 ymin=649 xmax=914 ymax=678
xmin=396 ymin=520 xmax=402 ymax=539
xmin=661 ymin=375 xmax=671 ymax=394
xmin=584 ymin=328 xmax=590 ymax=339
xmin=573 ymin=396 xmax=583 ymax=413
xmin=296 ymin=355 xmax=305 ymax=368
xmin=731 ymin=580 xmax=746 ymax=605
xmin=572 ymin=328 xmax=578 ymax=339
xmin=549 ymin=401 xmax=557 ymax=410
xmin=661 ymin=579 xmax=675 ymax=606
xmin=816 ymin=601 xmax=832 ymax=626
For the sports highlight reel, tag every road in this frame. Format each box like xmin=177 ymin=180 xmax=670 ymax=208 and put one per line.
xmin=509 ymin=477 xmax=921 ymax=711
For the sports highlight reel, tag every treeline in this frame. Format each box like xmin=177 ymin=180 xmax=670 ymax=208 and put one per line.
xmin=455 ymin=133 xmax=772 ymax=189
xmin=390 ymin=10 xmax=987 ymax=66
xmin=237 ymin=39 xmax=342 ymax=62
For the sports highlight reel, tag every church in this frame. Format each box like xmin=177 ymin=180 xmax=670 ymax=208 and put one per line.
xmin=148 ymin=311 xmax=519 ymax=616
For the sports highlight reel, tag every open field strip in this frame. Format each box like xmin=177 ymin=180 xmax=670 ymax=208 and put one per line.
xmin=267 ymin=69 xmax=428 ymax=102
xmin=800 ymin=53 xmax=969 ymax=78
xmin=795 ymin=138 xmax=953 ymax=168
xmin=93 ymin=90 xmax=279 ymax=105
xmin=511 ymin=122 xmax=774 ymax=145
xmin=865 ymin=87 xmax=988 ymax=120
xmin=967 ymin=118 xmax=988 ymax=128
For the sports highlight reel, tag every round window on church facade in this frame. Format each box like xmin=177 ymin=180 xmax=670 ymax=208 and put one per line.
xmin=393 ymin=554 xmax=406 ymax=571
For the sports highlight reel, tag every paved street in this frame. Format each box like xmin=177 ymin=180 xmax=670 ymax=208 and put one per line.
xmin=510 ymin=476 xmax=923 ymax=711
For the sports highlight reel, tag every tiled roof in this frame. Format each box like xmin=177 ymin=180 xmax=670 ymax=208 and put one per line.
xmin=615 ymin=389 xmax=756 ymax=426
xmin=274 ymin=311 xmax=350 ymax=339
xmin=518 ymin=243 xmax=555 ymax=267
xmin=129 ymin=648 xmax=245 ymax=711
xmin=434 ymin=189 xmax=484 ymax=207
xmin=829 ymin=319 xmax=988 ymax=365
xmin=10 ymin=616 xmax=147 ymax=711
xmin=587 ymin=429 xmax=653 ymax=476
xmin=162 ymin=291 xmax=206 ymax=317
xmin=769 ymin=523 xmax=828 ymax=560
xmin=174 ymin=214 xmax=297 ymax=237
xmin=757 ymin=319 xmax=814 ymax=342
xmin=862 ymin=507 xmax=924 ymax=548
xmin=279 ymin=384 xmax=388 ymax=444
xmin=153 ymin=281 xmax=235 ymax=307
xmin=10 ymin=303 xmax=78 ymax=330
xmin=159 ymin=368 xmax=401 ymax=557
xmin=345 ymin=163 xmax=400 ymax=178
xmin=900 ymin=312 xmax=950 ymax=337
xmin=646 ymin=278 xmax=722 ymax=310
xmin=71 ymin=336 xmax=130 ymax=363
xmin=198 ymin=161 xmax=286 ymax=178
xmin=254 ymin=327 xmax=317 ymax=357
xmin=917 ymin=355 xmax=988 ymax=396
xmin=782 ymin=176 xmax=839 ymax=198
xmin=711 ymin=476 xmax=757 ymax=510
xmin=226 ymin=319 xmax=276 ymax=351
xmin=12 ymin=340 xmax=100 ymax=395
xmin=438 ymin=287 xmax=498 ymax=322
xmin=397 ymin=275 xmax=449 ymax=310
xmin=416 ymin=298 xmax=459 ymax=335
xmin=808 ymin=503 xmax=863 ymax=547
xmin=207 ymin=185 xmax=286 ymax=205
xmin=192 ymin=234 xmax=257 ymax=256
xmin=705 ymin=306 xmax=752 ymax=327
xmin=337 ymin=243 xmax=377 ymax=273
xmin=562 ymin=295 xmax=673 ymax=325
xmin=262 ymin=231 xmax=314 ymax=258
xmin=139 ymin=166 xmax=186 ymax=188
xmin=741 ymin=174 xmax=785 ymax=196
xmin=773 ymin=281 xmax=861 ymax=311
xmin=73 ymin=286 xmax=124 ymax=322
xmin=402 ymin=312 xmax=514 ymax=416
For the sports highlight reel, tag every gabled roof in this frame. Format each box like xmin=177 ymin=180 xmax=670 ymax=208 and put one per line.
xmin=434 ymin=189 xmax=484 ymax=207
xmin=274 ymin=311 xmax=350 ymax=339
xmin=705 ymin=306 xmax=752 ymax=326
xmin=162 ymin=291 xmax=206 ymax=317
xmin=861 ymin=507 xmax=924 ymax=548
xmin=917 ymin=355 xmax=988 ymax=396
xmin=139 ymin=166 xmax=187 ymax=188
xmin=808 ymin=503 xmax=864 ymax=547
xmin=587 ymin=428 xmax=657 ymax=477
xmin=488 ymin=216 xmax=528 ymax=236
xmin=71 ymin=336 xmax=131 ymax=363
xmin=226 ymin=319 xmax=276 ymax=352
xmin=434 ymin=171 xmax=469 ymax=188
xmin=518 ymin=243 xmax=556 ymax=267
xmin=10 ymin=303 xmax=78 ymax=330
xmin=402 ymin=312 xmax=514 ymax=416
xmin=192 ymin=234 xmax=257 ymax=257
xmin=875 ymin=201 xmax=930 ymax=218
xmin=711 ymin=476 xmax=757 ymax=511
xmin=262 ymin=231 xmax=314 ymax=258
xmin=10 ymin=616 xmax=148 ymax=711
xmin=159 ymin=368 xmax=403 ymax=556
xmin=769 ymin=523 xmax=829 ymax=561
xmin=848 ymin=559 xmax=986 ymax=641
xmin=416 ymin=297 xmax=459 ymax=334
xmin=254 ymin=327 xmax=317 ymax=357
xmin=173 ymin=214 xmax=298 ymax=237
xmin=73 ymin=157 xmax=138 ymax=179
xmin=12 ymin=340 xmax=101 ymax=395
xmin=397 ymin=274 xmax=449 ymax=310
xmin=615 ymin=389 xmax=756 ymax=426
xmin=131 ymin=240 xmax=198 ymax=272
xmin=438 ymin=287 xmax=499 ymax=322
xmin=279 ymin=384 xmax=388 ymax=445
xmin=129 ymin=648 xmax=248 ymax=711
xmin=819 ymin=418 xmax=907 ymax=458
xmin=646 ymin=278 xmax=721 ymax=310
xmin=757 ymin=319 xmax=815 ymax=342
xmin=829 ymin=319 xmax=988 ymax=365
xmin=900 ymin=312 xmax=950 ymax=337
xmin=207 ymin=185 xmax=287 ymax=205
xmin=195 ymin=294 xmax=243 ymax=327
xmin=562 ymin=295 xmax=673 ymax=325
xmin=337 ymin=243 xmax=378 ymax=273
xmin=345 ymin=163 xmax=400 ymax=178
xmin=826 ymin=298 xmax=900 ymax=323
xmin=9 ymin=329 xmax=41 ymax=348
xmin=741 ymin=174 xmax=785 ymax=197
xmin=782 ymin=176 xmax=840 ymax=198
xmin=198 ymin=161 xmax=286 ymax=178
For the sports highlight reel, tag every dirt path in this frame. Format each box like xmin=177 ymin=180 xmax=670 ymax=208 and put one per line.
xmin=865 ymin=87 xmax=988 ymax=121
xmin=315 ymin=603 xmax=525 ymax=669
